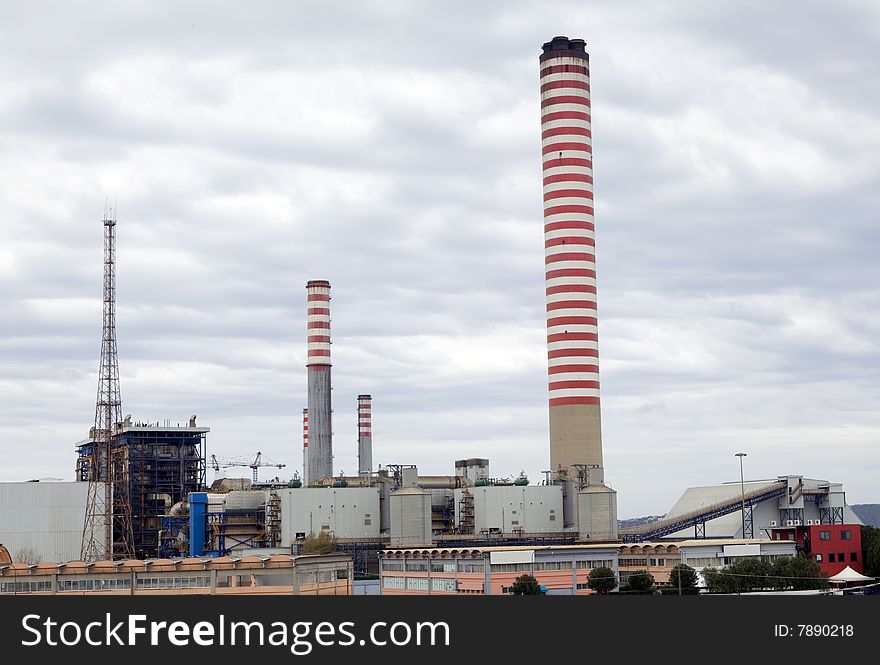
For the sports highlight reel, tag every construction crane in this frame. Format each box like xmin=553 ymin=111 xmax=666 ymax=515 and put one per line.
xmin=210 ymin=451 xmax=286 ymax=483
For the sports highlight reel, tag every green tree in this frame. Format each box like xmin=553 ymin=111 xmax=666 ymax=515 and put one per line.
xmin=587 ymin=566 xmax=617 ymax=594
xmin=770 ymin=554 xmax=828 ymax=591
xmin=862 ymin=526 xmax=880 ymax=577
xmin=510 ymin=573 xmax=542 ymax=595
xmin=301 ymin=531 xmax=337 ymax=555
xmin=627 ymin=569 xmax=654 ymax=593
xmin=668 ymin=564 xmax=699 ymax=594
xmin=703 ymin=558 xmax=772 ymax=594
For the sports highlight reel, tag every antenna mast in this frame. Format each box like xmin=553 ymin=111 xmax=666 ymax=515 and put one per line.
xmin=81 ymin=202 xmax=135 ymax=561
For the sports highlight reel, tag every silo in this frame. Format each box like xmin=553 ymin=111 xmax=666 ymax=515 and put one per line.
xmin=389 ymin=487 xmax=432 ymax=547
xmin=577 ymin=484 xmax=618 ymax=541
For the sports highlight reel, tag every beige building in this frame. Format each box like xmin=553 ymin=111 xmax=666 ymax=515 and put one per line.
xmin=0 ymin=553 xmax=352 ymax=596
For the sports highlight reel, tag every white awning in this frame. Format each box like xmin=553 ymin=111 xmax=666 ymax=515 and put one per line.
xmin=829 ymin=566 xmax=874 ymax=582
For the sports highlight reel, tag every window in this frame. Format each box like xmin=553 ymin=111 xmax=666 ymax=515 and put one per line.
xmin=431 ymin=561 xmax=455 ymax=573
xmin=619 ymin=558 xmax=648 ymax=567
xmin=431 ymin=577 xmax=457 ymax=592
xmin=819 ymin=531 xmax=831 ymax=540
xmin=382 ymin=576 xmax=405 ymax=590
xmin=816 ymin=554 xmax=823 ymax=563
xmin=458 ymin=562 xmax=484 ymax=574
xmin=838 ymin=553 xmax=844 ymax=562
xmin=535 ymin=561 xmax=566 ymax=571
xmin=405 ymin=577 xmax=429 ymax=591
xmin=841 ymin=530 xmax=851 ymax=540
xmin=828 ymin=553 xmax=836 ymax=563
xmin=851 ymin=552 xmax=858 ymax=562
xmin=491 ymin=563 xmax=529 ymax=573
xmin=381 ymin=560 xmax=404 ymax=572
xmin=575 ymin=559 xmax=612 ymax=570
xmin=576 ymin=583 xmax=589 ymax=590
xmin=405 ymin=560 xmax=428 ymax=572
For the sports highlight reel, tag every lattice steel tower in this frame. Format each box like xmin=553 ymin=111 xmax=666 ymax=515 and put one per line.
xmin=81 ymin=206 xmax=135 ymax=561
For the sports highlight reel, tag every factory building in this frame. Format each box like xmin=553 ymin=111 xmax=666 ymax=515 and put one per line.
xmin=306 ymin=280 xmax=333 ymax=483
xmin=277 ymin=487 xmax=381 ymax=544
xmin=0 ymin=481 xmax=97 ymax=563
xmin=0 ymin=553 xmax=353 ymax=596
xmin=380 ymin=544 xmax=618 ymax=595
xmin=453 ymin=485 xmax=564 ymax=535
xmin=75 ymin=415 xmax=208 ymax=559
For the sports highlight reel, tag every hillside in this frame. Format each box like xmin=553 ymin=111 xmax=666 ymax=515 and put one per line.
xmin=852 ymin=504 xmax=880 ymax=528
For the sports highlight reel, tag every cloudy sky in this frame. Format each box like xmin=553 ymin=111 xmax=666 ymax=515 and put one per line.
xmin=1 ymin=1 xmax=878 ymax=518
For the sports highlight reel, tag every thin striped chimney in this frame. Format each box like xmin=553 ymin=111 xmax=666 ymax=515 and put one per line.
xmin=302 ymin=408 xmax=309 ymax=485
xmin=357 ymin=394 xmax=372 ymax=476
xmin=306 ymin=279 xmax=333 ymax=481
xmin=540 ymin=36 xmax=603 ymax=478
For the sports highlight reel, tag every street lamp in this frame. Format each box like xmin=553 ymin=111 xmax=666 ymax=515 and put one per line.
xmin=735 ymin=453 xmax=747 ymax=539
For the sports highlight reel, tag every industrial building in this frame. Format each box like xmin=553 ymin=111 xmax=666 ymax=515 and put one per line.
xmin=379 ymin=544 xmax=619 ymax=595
xmin=769 ymin=523 xmax=864 ymax=577
xmin=378 ymin=539 xmax=799 ymax=595
xmin=619 ymin=475 xmax=862 ymax=542
xmin=75 ymin=415 xmax=208 ymax=559
xmin=0 ymin=481 xmax=95 ymax=563
xmin=0 ymin=553 xmax=352 ymax=596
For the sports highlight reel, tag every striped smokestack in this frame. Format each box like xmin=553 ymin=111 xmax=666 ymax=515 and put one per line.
xmin=357 ymin=394 xmax=372 ymax=476
xmin=540 ymin=36 xmax=603 ymax=478
xmin=302 ymin=408 xmax=309 ymax=485
xmin=306 ymin=279 xmax=333 ymax=481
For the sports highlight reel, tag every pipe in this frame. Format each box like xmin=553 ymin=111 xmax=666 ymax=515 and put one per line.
xmin=416 ymin=476 xmax=474 ymax=490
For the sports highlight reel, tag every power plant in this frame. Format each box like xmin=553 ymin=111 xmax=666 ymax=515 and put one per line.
xmin=0 ymin=36 xmax=867 ymax=596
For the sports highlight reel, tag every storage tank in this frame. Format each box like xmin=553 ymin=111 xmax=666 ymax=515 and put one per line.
xmin=389 ymin=487 xmax=432 ymax=547
xmin=577 ymin=484 xmax=618 ymax=541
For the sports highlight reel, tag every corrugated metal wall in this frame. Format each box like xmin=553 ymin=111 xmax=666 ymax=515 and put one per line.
xmin=0 ymin=482 xmax=97 ymax=563
xmin=278 ymin=487 xmax=380 ymax=544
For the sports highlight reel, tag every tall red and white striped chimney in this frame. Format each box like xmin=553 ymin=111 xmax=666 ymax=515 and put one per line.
xmin=357 ymin=394 xmax=372 ymax=476
xmin=540 ymin=36 xmax=603 ymax=479
xmin=302 ymin=408 xmax=309 ymax=485
xmin=306 ymin=279 xmax=333 ymax=481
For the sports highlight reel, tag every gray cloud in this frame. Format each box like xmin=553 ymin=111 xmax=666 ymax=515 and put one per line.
xmin=1 ymin=1 xmax=877 ymax=516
